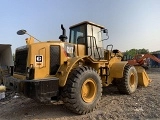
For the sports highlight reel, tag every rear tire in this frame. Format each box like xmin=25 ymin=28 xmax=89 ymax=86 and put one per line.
xmin=61 ymin=66 xmax=102 ymax=114
xmin=116 ymin=64 xmax=138 ymax=94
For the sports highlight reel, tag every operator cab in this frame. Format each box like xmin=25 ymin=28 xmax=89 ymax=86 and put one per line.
xmin=69 ymin=21 xmax=108 ymax=60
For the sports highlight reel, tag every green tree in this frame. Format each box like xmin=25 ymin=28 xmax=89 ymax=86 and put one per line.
xmin=124 ymin=49 xmax=137 ymax=58
xmin=137 ymin=48 xmax=149 ymax=54
xmin=124 ymin=48 xmax=149 ymax=58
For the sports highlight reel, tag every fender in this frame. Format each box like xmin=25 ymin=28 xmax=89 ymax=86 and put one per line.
xmin=110 ymin=62 xmax=128 ymax=78
xmin=56 ymin=56 xmax=89 ymax=87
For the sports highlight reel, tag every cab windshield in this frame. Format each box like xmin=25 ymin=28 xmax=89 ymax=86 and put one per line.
xmin=69 ymin=25 xmax=86 ymax=44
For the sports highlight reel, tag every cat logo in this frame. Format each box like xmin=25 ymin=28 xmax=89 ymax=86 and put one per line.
xmin=66 ymin=46 xmax=74 ymax=53
xmin=35 ymin=55 xmax=43 ymax=67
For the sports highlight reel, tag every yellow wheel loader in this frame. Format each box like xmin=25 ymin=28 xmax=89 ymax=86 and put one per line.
xmin=3 ymin=21 xmax=150 ymax=114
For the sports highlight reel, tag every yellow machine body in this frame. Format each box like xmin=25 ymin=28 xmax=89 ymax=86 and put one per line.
xmin=11 ymin=21 xmax=128 ymax=88
xmin=13 ymin=41 xmax=126 ymax=87
xmin=3 ymin=21 xmax=151 ymax=105
xmin=11 ymin=39 xmax=149 ymax=88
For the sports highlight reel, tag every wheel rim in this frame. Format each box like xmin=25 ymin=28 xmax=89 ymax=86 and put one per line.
xmin=81 ymin=78 xmax=97 ymax=103
xmin=129 ymin=73 xmax=135 ymax=88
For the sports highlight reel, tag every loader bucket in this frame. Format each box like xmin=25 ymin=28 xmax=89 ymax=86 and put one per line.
xmin=134 ymin=66 xmax=151 ymax=87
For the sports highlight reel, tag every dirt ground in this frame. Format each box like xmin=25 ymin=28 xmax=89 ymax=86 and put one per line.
xmin=0 ymin=68 xmax=160 ymax=120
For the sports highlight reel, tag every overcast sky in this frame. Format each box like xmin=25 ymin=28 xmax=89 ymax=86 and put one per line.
xmin=0 ymin=0 xmax=160 ymax=53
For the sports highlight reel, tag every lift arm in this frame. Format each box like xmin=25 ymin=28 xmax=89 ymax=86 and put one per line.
xmin=128 ymin=54 xmax=160 ymax=66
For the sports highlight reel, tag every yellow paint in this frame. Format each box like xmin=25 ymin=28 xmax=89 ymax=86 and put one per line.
xmin=28 ymin=42 xmax=50 ymax=79
xmin=25 ymin=41 xmax=69 ymax=80
xmin=26 ymin=37 xmax=34 ymax=45
xmin=56 ymin=56 xmax=87 ymax=86
xmin=134 ymin=66 xmax=150 ymax=87
xmin=81 ymin=78 xmax=97 ymax=103
xmin=74 ymin=44 xmax=86 ymax=57
xmin=110 ymin=62 xmax=127 ymax=78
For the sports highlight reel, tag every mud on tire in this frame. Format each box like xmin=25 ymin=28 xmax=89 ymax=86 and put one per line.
xmin=61 ymin=66 xmax=102 ymax=114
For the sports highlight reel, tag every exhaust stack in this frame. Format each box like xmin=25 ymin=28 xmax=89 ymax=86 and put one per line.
xmin=59 ymin=24 xmax=68 ymax=42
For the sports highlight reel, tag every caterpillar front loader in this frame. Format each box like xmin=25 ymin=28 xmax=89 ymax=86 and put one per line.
xmin=4 ymin=21 xmax=150 ymax=114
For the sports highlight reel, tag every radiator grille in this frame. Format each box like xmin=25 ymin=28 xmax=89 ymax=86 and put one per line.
xmin=50 ymin=46 xmax=60 ymax=75
xmin=14 ymin=47 xmax=28 ymax=73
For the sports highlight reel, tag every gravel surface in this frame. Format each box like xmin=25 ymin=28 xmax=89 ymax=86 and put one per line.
xmin=0 ymin=68 xmax=160 ymax=120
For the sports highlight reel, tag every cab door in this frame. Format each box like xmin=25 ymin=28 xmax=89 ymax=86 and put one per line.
xmin=87 ymin=25 xmax=104 ymax=60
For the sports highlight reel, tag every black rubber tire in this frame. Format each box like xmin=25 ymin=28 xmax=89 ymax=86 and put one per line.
xmin=116 ymin=64 xmax=138 ymax=95
xmin=61 ymin=66 xmax=102 ymax=114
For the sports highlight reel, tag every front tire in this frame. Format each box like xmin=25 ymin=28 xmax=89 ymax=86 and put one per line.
xmin=61 ymin=66 xmax=102 ymax=114
xmin=117 ymin=64 xmax=138 ymax=94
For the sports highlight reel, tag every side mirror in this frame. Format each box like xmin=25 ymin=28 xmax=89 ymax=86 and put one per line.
xmin=17 ymin=29 xmax=27 ymax=35
xmin=17 ymin=29 xmax=41 ymax=42
xmin=103 ymin=29 xmax=108 ymax=33
xmin=100 ymin=29 xmax=109 ymax=41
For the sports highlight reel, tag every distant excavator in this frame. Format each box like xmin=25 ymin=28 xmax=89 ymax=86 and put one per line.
xmin=127 ymin=54 xmax=160 ymax=68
